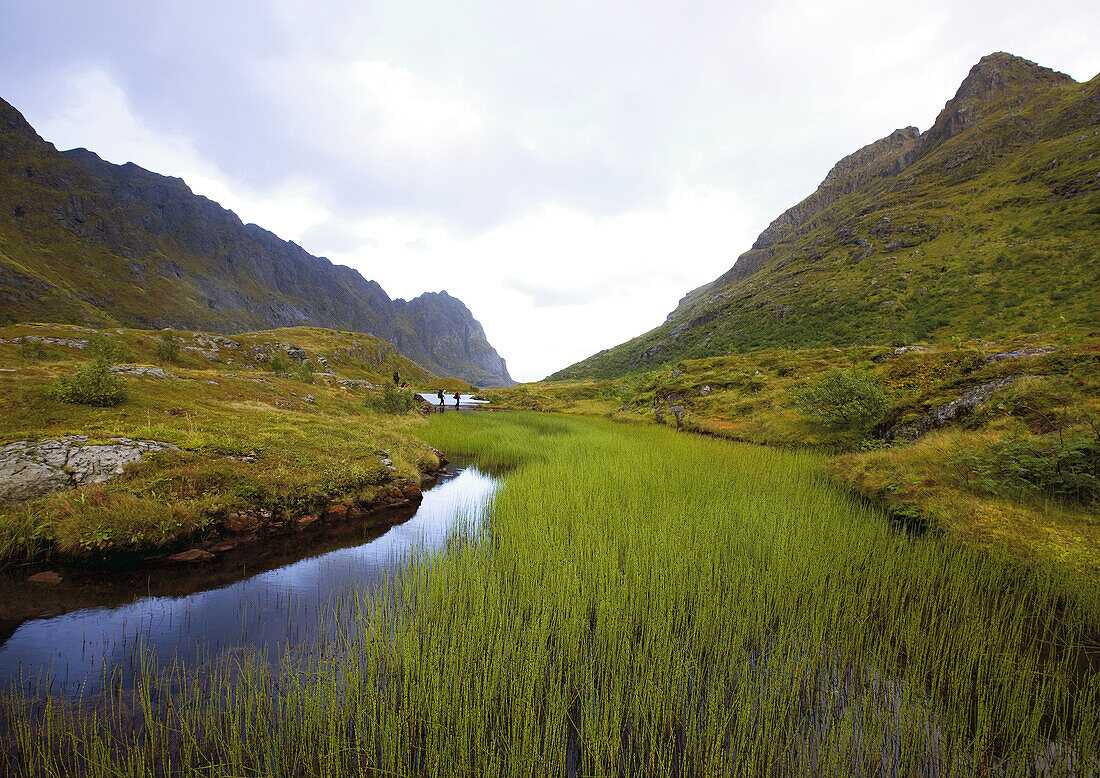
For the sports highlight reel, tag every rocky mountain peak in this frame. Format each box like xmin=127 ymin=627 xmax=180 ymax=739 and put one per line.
xmin=0 ymin=97 xmax=57 ymax=162
xmin=919 ymin=52 xmax=1075 ymax=154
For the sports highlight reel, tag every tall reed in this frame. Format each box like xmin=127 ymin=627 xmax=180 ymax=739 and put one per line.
xmin=3 ymin=412 xmax=1097 ymax=775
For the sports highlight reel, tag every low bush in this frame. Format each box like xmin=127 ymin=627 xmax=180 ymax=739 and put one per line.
xmin=294 ymin=360 xmax=315 ymax=384
xmin=17 ymin=336 xmax=52 ymax=361
xmin=364 ymin=382 xmax=416 ymax=414
xmin=55 ymin=358 xmax=127 ymax=407
xmin=789 ymin=368 xmax=890 ymax=428
xmin=951 ymin=431 xmax=1100 ymax=506
xmin=268 ymin=350 xmax=295 ymax=376
xmin=88 ymin=334 xmax=135 ymax=363
xmin=154 ymin=333 xmax=180 ymax=363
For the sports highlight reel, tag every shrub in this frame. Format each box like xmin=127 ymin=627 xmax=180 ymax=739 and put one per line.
xmin=951 ymin=432 xmax=1100 ymax=506
xmin=268 ymin=350 xmax=295 ymax=376
xmin=365 ymin=382 xmax=416 ymax=414
xmin=55 ymin=358 xmax=127 ymax=406
xmin=789 ymin=368 xmax=890 ymax=428
xmin=154 ymin=333 xmax=180 ymax=363
xmin=17 ymin=336 xmax=51 ymax=361
xmin=294 ymin=360 xmax=315 ymax=384
xmin=88 ymin=334 xmax=134 ymax=363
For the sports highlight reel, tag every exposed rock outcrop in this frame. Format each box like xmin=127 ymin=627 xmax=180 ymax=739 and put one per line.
xmin=885 ymin=376 xmax=1030 ymax=441
xmin=0 ymin=436 xmax=180 ymax=503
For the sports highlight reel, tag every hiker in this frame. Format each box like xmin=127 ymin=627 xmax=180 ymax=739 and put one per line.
xmin=393 ymin=370 xmax=399 ymax=386
xmin=455 ymin=392 xmax=461 ymax=408
xmin=436 ymin=389 xmax=444 ymax=408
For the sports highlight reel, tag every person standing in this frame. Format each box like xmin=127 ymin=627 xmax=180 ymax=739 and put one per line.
xmin=437 ymin=389 xmax=445 ymax=410
xmin=393 ymin=370 xmax=400 ymax=386
xmin=454 ymin=392 xmax=461 ymax=408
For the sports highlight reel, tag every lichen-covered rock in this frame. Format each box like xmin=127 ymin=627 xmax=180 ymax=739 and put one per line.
xmin=110 ymin=365 xmax=171 ymax=378
xmin=885 ymin=376 xmax=1031 ymax=440
xmin=0 ymin=436 xmax=180 ymax=503
xmin=983 ymin=346 xmax=1055 ymax=363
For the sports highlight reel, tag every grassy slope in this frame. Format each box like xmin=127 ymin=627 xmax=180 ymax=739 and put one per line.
xmin=554 ymin=72 xmax=1100 ymax=381
xmin=0 ymin=323 xmax=473 ymax=563
xmin=488 ymin=337 xmax=1100 ymax=575
xmin=5 ymin=413 xmax=1096 ymax=774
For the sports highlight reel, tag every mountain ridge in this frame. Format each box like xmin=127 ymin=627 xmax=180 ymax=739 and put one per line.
xmin=555 ymin=52 xmax=1100 ymax=380
xmin=0 ymin=98 xmax=514 ymax=387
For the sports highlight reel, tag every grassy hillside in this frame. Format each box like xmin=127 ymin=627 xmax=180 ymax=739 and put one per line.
xmin=555 ymin=55 xmax=1100 ymax=381
xmin=490 ymin=335 xmax=1100 ymax=575
xmin=0 ymin=323 xmax=475 ymax=563
xmin=0 ymin=98 xmax=514 ymax=387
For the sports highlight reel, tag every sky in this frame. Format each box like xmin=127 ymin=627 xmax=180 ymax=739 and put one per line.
xmin=1 ymin=1 xmax=1097 ymax=381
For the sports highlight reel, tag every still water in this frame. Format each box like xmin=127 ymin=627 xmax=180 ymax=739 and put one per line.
xmin=0 ymin=463 xmax=499 ymax=697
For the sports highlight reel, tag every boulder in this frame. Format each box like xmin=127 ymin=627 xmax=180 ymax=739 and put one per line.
xmin=27 ymin=570 xmax=63 ymax=586
xmin=886 ymin=376 xmax=1030 ymax=440
xmin=295 ymin=514 xmax=320 ymax=531
xmin=0 ymin=436 xmax=179 ymax=503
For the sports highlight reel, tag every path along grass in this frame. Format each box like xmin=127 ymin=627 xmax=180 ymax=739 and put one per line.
xmin=4 ymin=412 xmax=1098 ymax=775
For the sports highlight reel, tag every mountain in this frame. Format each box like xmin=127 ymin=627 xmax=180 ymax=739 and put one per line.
xmin=553 ymin=53 xmax=1100 ymax=380
xmin=0 ymin=97 xmax=513 ymax=387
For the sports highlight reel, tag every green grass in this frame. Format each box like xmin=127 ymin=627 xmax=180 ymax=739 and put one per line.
xmin=492 ymin=339 xmax=1100 ymax=575
xmin=0 ymin=323 xmax=457 ymax=562
xmin=4 ymin=413 xmax=1098 ymax=774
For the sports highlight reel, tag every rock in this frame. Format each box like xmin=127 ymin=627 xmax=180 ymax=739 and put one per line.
xmin=886 ymin=376 xmax=1031 ymax=440
xmin=400 ymin=483 xmax=422 ymax=500
xmin=0 ymin=436 xmax=179 ymax=503
xmin=28 ymin=571 xmax=62 ymax=586
xmin=1 ymin=335 xmax=88 ymax=349
xmin=109 ymin=365 xmax=170 ymax=378
xmin=168 ymin=548 xmax=215 ymax=562
xmin=304 ymin=394 xmax=314 ymax=403
xmin=324 ymin=504 xmax=349 ymax=521
xmin=210 ymin=543 xmax=237 ymax=553
xmin=983 ymin=346 xmax=1055 ymax=363
xmin=295 ymin=514 xmax=320 ymax=530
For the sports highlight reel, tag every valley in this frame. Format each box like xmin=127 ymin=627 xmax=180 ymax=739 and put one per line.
xmin=0 ymin=48 xmax=1096 ymax=776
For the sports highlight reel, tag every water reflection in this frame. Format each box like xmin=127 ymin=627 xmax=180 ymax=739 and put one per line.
xmin=0 ymin=465 xmax=498 ymax=697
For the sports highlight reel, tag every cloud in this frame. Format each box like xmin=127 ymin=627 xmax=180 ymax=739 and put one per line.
xmin=1 ymin=0 xmax=1099 ymax=380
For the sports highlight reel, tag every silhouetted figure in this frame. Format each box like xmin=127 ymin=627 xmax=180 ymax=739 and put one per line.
xmin=455 ymin=392 xmax=461 ymax=408
xmin=437 ymin=389 xmax=445 ymax=409
xmin=393 ymin=371 xmax=400 ymax=385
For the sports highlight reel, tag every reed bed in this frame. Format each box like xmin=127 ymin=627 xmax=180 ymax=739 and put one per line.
xmin=3 ymin=412 xmax=1098 ymax=775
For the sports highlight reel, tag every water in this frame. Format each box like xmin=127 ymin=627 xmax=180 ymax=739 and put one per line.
xmin=0 ymin=463 xmax=499 ymax=697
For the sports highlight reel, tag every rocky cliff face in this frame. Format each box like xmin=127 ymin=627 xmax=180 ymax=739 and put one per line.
xmin=554 ymin=53 xmax=1100 ymax=380
xmin=0 ymin=99 xmax=514 ymax=387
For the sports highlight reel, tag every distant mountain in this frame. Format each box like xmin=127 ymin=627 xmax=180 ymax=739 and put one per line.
xmin=554 ymin=53 xmax=1099 ymax=380
xmin=0 ymin=98 xmax=513 ymax=387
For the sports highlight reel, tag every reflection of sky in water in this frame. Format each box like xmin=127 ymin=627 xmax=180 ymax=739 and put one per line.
xmin=0 ymin=466 xmax=498 ymax=696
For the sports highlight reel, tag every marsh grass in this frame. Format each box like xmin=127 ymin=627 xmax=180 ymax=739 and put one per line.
xmin=3 ymin=413 xmax=1097 ymax=775
xmin=0 ymin=324 xmax=447 ymax=562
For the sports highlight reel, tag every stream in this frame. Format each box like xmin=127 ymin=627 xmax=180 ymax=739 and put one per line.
xmin=0 ymin=461 xmax=499 ymax=698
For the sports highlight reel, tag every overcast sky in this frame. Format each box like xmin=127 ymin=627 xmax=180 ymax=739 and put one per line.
xmin=2 ymin=1 xmax=1097 ymax=381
